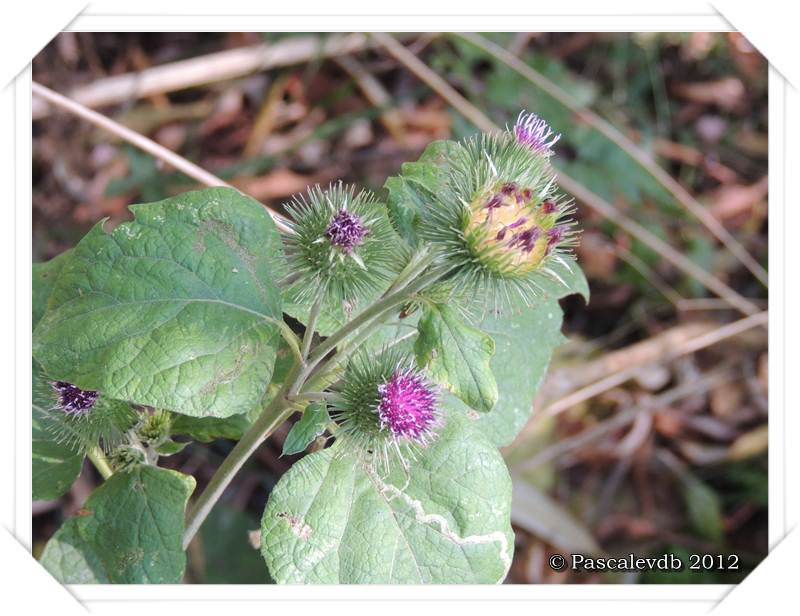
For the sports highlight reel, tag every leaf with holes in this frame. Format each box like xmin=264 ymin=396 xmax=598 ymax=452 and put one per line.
xmin=260 ymin=408 xmax=513 ymax=583
xmin=33 ymin=188 xmax=285 ymax=418
xmin=40 ymin=466 xmax=195 ymax=583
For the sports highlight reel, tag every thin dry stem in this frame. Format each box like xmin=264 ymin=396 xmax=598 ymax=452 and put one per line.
xmin=511 ymin=366 xmax=735 ymax=470
xmin=533 ymin=310 xmax=767 ymax=422
xmin=32 ymin=82 xmax=292 ymax=234
xmin=33 ymin=34 xmax=382 ymax=119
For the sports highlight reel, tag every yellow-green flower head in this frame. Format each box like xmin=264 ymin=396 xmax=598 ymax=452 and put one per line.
xmin=419 ymin=112 xmax=578 ymax=307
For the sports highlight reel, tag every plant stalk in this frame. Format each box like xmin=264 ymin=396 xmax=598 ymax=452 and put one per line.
xmin=87 ymin=446 xmax=113 ymax=480
xmin=181 ymin=264 xmax=451 ymax=549
xmin=182 ymin=388 xmax=294 ymax=549
xmin=301 ymin=293 xmax=324 ymax=358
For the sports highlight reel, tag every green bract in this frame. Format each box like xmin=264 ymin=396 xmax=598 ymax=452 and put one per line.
xmin=283 ymin=182 xmax=402 ymax=307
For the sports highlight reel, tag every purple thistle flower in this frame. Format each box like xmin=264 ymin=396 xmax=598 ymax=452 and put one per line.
xmin=500 ymin=182 xmax=518 ymax=195
xmin=324 ymin=208 xmax=369 ymax=254
xmin=545 ymin=225 xmax=569 ymax=254
xmin=508 ymin=226 xmax=541 ymax=254
xmin=51 ymin=381 xmax=99 ymax=416
xmin=496 ymin=217 xmax=528 ymax=241
xmin=513 ymin=111 xmax=561 ymax=155
xmin=377 ymin=370 xmax=437 ymax=443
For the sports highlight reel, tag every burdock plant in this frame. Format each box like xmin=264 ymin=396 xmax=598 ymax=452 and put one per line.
xmin=32 ymin=111 xmax=587 ymax=585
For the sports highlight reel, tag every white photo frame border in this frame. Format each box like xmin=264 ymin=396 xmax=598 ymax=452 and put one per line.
xmin=4 ymin=3 xmax=792 ymax=613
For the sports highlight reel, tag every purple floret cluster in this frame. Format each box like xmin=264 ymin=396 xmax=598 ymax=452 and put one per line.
xmin=324 ymin=208 xmax=369 ymax=254
xmin=377 ymin=370 xmax=437 ymax=443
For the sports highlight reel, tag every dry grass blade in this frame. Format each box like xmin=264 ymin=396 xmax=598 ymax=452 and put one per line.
xmin=374 ymin=33 xmax=761 ymax=317
xmin=533 ymin=310 xmax=767 ymax=422
xmin=373 ymin=32 xmax=496 ymax=133
xmin=32 ymin=82 xmax=293 ymax=234
xmin=510 ymin=479 xmax=604 ymax=556
xmin=335 ymin=54 xmax=409 ymax=145
xmin=512 ymin=366 xmax=735 ymax=470
xmin=455 ymin=32 xmax=768 ymax=288
xmin=559 ymin=173 xmax=759 ymax=316
xmin=32 ymin=34 xmax=382 ymax=120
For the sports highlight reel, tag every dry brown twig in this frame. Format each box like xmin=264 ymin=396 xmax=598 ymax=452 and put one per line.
xmin=374 ymin=33 xmax=762 ymax=317
xmin=512 ymin=366 xmax=735 ymax=470
xmin=531 ymin=310 xmax=768 ymax=424
xmin=32 ymin=81 xmax=293 ymax=234
xmin=335 ymin=55 xmax=408 ymax=146
xmin=33 ymin=34 xmax=386 ymax=120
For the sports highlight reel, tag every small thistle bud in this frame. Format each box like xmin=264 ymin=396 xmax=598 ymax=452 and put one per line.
xmin=137 ymin=409 xmax=172 ymax=444
xmin=330 ymin=350 xmax=441 ymax=470
xmin=378 ymin=369 xmax=437 ymax=443
xmin=324 ymin=209 xmax=369 ymax=254
xmin=284 ymin=182 xmax=400 ymax=306
xmin=33 ymin=372 xmax=138 ymax=455
xmin=513 ymin=111 xmax=561 ymax=155
xmin=51 ymin=381 xmax=99 ymax=416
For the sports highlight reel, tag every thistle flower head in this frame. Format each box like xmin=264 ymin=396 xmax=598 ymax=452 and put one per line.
xmin=378 ymin=369 xmax=437 ymax=443
xmin=51 ymin=381 xmax=99 ymax=416
xmin=417 ymin=113 xmax=579 ymax=308
xmin=325 ymin=208 xmax=369 ymax=254
xmin=331 ymin=350 xmax=441 ymax=470
xmin=463 ymin=179 xmax=572 ymax=276
xmin=283 ymin=182 xmax=400 ymax=306
xmin=34 ymin=368 xmax=138 ymax=454
xmin=513 ymin=111 xmax=561 ymax=155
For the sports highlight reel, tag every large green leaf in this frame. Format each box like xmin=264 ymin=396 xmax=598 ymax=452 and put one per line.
xmin=33 ymin=250 xmax=73 ymax=328
xmin=40 ymin=466 xmax=195 ymax=583
xmin=33 ymin=188 xmax=285 ymax=418
xmin=170 ymin=413 xmax=254 ymax=443
xmin=261 ymin=409 xmax=513 ymax=583
xmin=464 ymin=256 xmax=589 ymax=447
xmin=384 ymin=139 xmax=460 ymax=245
xmin=415 ymin=304 xmax=498 ymax=412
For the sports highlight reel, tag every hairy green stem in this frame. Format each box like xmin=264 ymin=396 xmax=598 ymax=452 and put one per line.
xmin=182 ymin=264 xmax=451 ymax=549
xmin=182 ymin=387 xmax=295 ymax=549
xmin=299 ymin=267 xmax=446 ymax=384
xmin=288 ymin=391 xmax=338 ymax=403
xmin=87 ymin=446 xmax=113 ymax=479
xmin=301 ymin=293 xmax=324 ymax=359
xmin=385 ymin=249 xmax=435 ymax=295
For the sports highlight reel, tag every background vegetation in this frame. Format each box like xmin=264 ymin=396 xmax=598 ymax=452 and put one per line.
xmin=32 ymin=32 xmax=768 ymax=583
